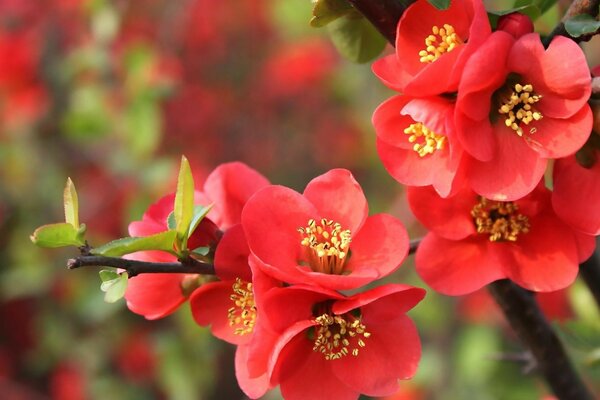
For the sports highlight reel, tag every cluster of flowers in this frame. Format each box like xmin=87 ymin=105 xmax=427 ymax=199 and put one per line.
xmin=125 ymin=162 xmax=425 ymax=400
xmin=372 ymin=0 xmax=598 ymax=295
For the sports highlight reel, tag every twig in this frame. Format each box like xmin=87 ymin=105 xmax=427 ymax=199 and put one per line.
xmin=580 ymin=247 xmax=600 ymax=311
xmin=408 ymin=237 xmax=421 ymax=255
xmin=488 ymin=351 xmax=537 ymax=374
xmin=542 ymin=0 xmax=600 ymax=47
xmin=346 ymin=0 xmax=416 ymax=45
xmin=488 ymin=280 xmax=594 ymax=400
xmin=67 ymin=255 xmax=215 ymax=277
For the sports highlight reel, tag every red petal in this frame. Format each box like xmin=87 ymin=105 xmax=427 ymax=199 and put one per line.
xmin=523 ymin=106 xmax=592 ymax=158
xmin=553 ymin=154 xmax=600 ymax=235
xmin=235 ymin=345 xmax=271 ymax=399
xmin=371 ymin=55 xmax=411 ymax=92
xmin=189 ymin=280 xmax=251 ymax=345
xmin=214 ymin=224 xmax=252 ymax=281
xmin=303 ymin=169 xmax=368 ymax=233
xmin=124 ymin=274 xmax=186 ymax=319
xmin=415 ymin=234 xmax=505 ymax=295
xmin=466 ymin=124 xmax=546 ymax=201
xmin=372 ymin=95 xmax=415 ymax=148
xmin=501 ymin=215 xmax=579 ymax=292
xmin=203 ymin=162 xmax=270 ymax=229
xmin=332 ymin=316 xmax=421 ymax=396
xmin=332 ymin=284 xmax=425 ymax=317
xmin=407 ymin=185 xmax=477 ymax=240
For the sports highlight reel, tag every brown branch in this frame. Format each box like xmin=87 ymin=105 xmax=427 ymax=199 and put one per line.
xmin=346 ymin=0 xmax=416 ymax=45
xmin=542 ymin=0 xmax=600 ymax=47
xmin=408 ymin=237 xmax=421 ymax=255
xmin=67 ymin=255 xmax=215 ymax=277
xmin=488 ymin=280 xmax=594 ymax=400
xmin=580 ymin=247 xmax=600 ymax=310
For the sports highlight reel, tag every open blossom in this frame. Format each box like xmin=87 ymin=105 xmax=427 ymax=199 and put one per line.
xmin=124 ymin=162 xmax=269 ymax=319
xmin=372 ymin=0 xmax=490 ymax=96
xmin=455 ymin=31 xmax=592 ymax=200
xmin=241 ymin=169 xmax=409 ymax=290
xmin=373 ymin=94 xmax=464 ymax=197
xmin=246 ymin=283 xmax=425 ymax=400
xmin=408 ymin=183 xmax=595 ymax=295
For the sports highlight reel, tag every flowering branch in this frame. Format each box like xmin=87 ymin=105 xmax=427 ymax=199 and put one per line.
xmin=488 ymin=280 xmax=594 ymax=400
xmin=346 ymin=0 xmax=415 ymax=44
xmin=542 ymin=0 xmax=600 ymax=47
xmin=67 ymin=255 xmax=215 ymax=277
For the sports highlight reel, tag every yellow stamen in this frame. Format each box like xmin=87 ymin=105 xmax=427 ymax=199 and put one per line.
xmin=227 ymin=278 xmax=257 ymax=336
xmin=313 ymin=313 xmax=370 ymax=360
xmin=404 ymin=122 xmax=446 ymax=157
xmin=419 ymin=24 xmax=463 ymax=63
xmin=498 ymin=83 xmax=543 ymax=137
xmin=298 ymin=218 xmax=351 ymax=275
xmin=471 ymin=197 xmax=530 ymax=242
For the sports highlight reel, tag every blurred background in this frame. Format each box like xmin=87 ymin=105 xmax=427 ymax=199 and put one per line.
xmin=0 ymin=0 xmax=599 ymax=399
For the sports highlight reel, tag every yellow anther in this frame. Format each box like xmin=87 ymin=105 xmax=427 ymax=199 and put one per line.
xmin=419 ymin=23 xmax=463 ymax=63
xmin=298 ymin=218 xmax=352 ymax=275
xmin=312 ymin=312 xmax=370 ymax=361
xmin=471 ymin=197 xmax=530 ymax=242
xmin=227 ymin=278 xmax=257 ymax=336
xmin=404 ymin=122 xmax=446 ymax=157
xmin=498 ymin=82 xmax=543 ymax=137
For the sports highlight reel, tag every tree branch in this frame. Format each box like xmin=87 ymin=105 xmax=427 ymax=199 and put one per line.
xmin=580 ymin=247 xmax=600 ymax=310
xmin=408 ymin=237 xmax=421 ymax=255
xmin=488 ymin=280 xmax=594 ymax=400
xmin=346 ymin=0 xmax=416 ymax=45
xmin=542 ymin=0 xmax=600 ymax=47
xmin=67 ymin=255 xmax=215 ymax=277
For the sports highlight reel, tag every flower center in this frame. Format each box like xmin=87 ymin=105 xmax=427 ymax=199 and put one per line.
xmin=419 ymin=24 xmax=463 ymax=63
xmin=405 ymin=122 xmax=446 ymax=157
xmin=312 ymin=312 xmax=370 ymax=360
xmin=498 ymin=83 xmax=543 ymax=137
xmin=471 ymin=197 xmax=530 ymax=242
xmin=227 ymin=278 xmax=256 ymax=336
xmin=298 ymin=218 xmax=352 ymax=275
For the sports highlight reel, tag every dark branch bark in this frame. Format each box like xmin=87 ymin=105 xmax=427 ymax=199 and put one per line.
xmin=346 ymin=0 xmax=416 ymax=45
xmin=408 ymin=238 xmax=421 ymax=255
xmin=488 ymin=280 xmax=594 ymax=400
xmin=542 ymin=0 xmax=600 ymax=47
xmin=580 ymin=248 xmax=600 ymax=310
xmin=67 ymin=255 xmax=215 ymax=277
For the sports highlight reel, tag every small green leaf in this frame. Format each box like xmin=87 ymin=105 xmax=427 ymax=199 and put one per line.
xmin=191 ymin=246 xmax=210 ymax=257
xmin=174 ymin=156 xmax=195 ymax=246
xmin=427 ymin=0 xmax=450 ymax=11
xmin=30 ymin=223 xmax=85 ymax=248
xmin=310 ymin=0 xmax=354 ymax=28
xmin=564 ymin=14 xmax=600 ymax=38
xmin=92 ymin=230 xmax=177 ymax=257
xmin=188 ymin=204 xmax=214 ymax=237
xmin=63 ymin=178 xmax=79 ymax=228
xmin=167 ymin=211 xmax=177 ymax=230
xmin=99 ymin=269 xmax=119 ymax=282
xmin=327 ymin=14 xmax=387 ymax=63
xmin=101 ymin=272 xmax=128 ymax=303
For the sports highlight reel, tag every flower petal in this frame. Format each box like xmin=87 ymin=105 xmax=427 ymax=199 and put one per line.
xmin=214 ymin=224 xmax=252 ymax=281
xmin=235 ymin=345 xmax=271 ymax=399
xmin=332 ymin=284 xmax=426 ymax=318
xmin=124 ymin=274 xmax=186 ymax=319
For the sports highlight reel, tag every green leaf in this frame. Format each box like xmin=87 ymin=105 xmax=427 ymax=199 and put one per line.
xmin=564 ymin=14 xmax=600 ymax=38
xmin=327 ymin=14 xmax=387 ymax=63
xmin=101 ymin=272 xmax=128 ymax=303
xmin=167 ymin=211 xmax=177 ymax=230
xmin=92 ymin=230 xmax=177 ymax=257
xmin=427 ymin=0 xmax=450 ymax=11
xmin=310 ymin=0 xmax=354 ymax=28
xmin=174 ymin=156 xmax=195 ymax=246
xmin=63 ymin=178 xmax=79 ymax=228
xmin=99 ymin=269 xmax=119 ymax=282
xmin=191 ymin=246 xmax=210 ymax=257
xmin=188 ymin=204 xmax=214 ymax=238
xmin=30 ymin=222 xmax=85 ymax=248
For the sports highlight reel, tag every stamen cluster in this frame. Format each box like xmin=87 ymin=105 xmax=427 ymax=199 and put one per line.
xmin=298 ymin=218 xmax=352 ymax=275
xmin=419 ymin=24 xmax=462 ymax=63
xmin=471 ymin=197 xmax=530 ymax=242
xmin=404 ymin=122 xmax=446 ymax=157
xmin=498 ymin=83 xmax=543 ymax=136
xmin=227 ymin=278 xmax=257 ymax=335
xmin=313 ymin=312 xmax=370 ymax=360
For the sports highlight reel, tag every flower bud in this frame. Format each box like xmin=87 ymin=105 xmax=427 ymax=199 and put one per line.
xmin=497 ymin=13 xmax=534 ymax=39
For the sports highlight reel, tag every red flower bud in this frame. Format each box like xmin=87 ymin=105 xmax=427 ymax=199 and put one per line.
xmin=497 ymin=13 xmax=534 ymax=39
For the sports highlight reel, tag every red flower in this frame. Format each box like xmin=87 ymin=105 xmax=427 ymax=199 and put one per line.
xmin=373 ymin=94 xmax=464 ymax=197
xmin=409 ymin=183 xmax=595 ymax=295
xmin=125 ymin=162 xmax=269 ymax=319
xmin=241 ymin=169 xmax=409 ymax=290
xmin=552 ymin=152 xmax=600 ymax=235
xmin=247 ymin=284 xmax=425 ymax=400
xmin=455 ymin=32 xmax=592 ymax=200
xmin=372 ymin=0 xmax=490 ymax=96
